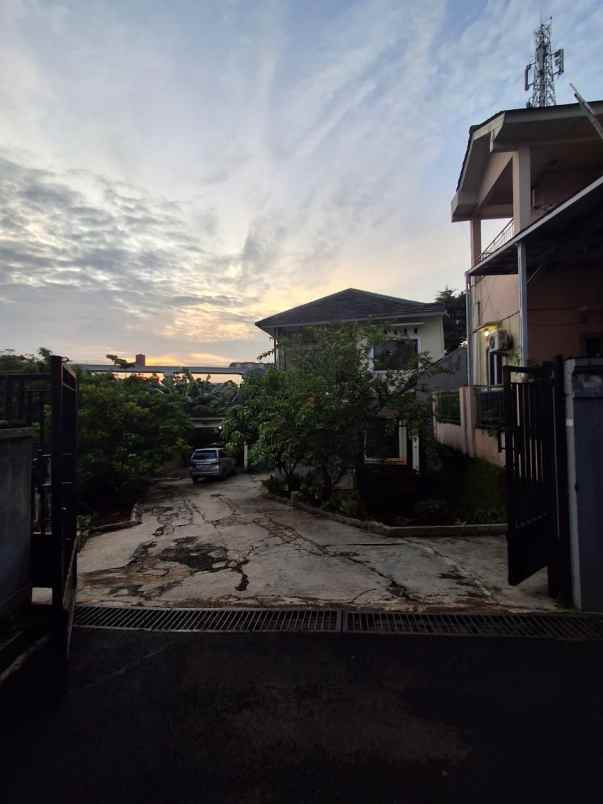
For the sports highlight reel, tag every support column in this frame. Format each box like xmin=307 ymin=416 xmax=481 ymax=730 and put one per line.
xmin=512 ymin=146 xmax=532 ymax=232
xmin=465 ymin=277 xmax=473 ymax=386
xmin=517 ymin=242 xmax=529 ymax=365
xmin=470 ymin=218 xmax=482 ymax=266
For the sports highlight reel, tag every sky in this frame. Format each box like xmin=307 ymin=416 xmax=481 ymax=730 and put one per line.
xmin=1 ymin=0 xmax=602 ymax=366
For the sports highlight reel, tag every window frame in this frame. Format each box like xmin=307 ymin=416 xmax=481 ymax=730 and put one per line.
xmin=369 ymin=327 xmax=421 ymax=373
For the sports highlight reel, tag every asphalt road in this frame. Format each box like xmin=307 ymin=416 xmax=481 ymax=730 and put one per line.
xmin=2 ymin=626 xmax=602 ymax=803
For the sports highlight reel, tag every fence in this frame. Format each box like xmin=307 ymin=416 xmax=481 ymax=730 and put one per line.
xmin=435 ymin=390 xmax=461 ymax=424
xmin=0 ymin=373 xmax=49 ymax=429
xmin=474 ymin=386 xmax=505 ymax=430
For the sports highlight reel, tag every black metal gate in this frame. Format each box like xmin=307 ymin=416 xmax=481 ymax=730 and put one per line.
xmin=503 ymin=360 xmax=571 ymax=602
xmin=0 ymin=356 xmax=79 ymax=661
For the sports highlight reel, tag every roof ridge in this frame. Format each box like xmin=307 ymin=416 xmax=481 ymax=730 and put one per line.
xmin=256 ymin=287 xmax=435 ymax=327
xmin=256 ymin=288 xmax=353 ymax=326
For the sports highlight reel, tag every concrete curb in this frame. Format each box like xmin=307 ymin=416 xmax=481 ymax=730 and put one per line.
xmin=264 ymin=492 xmax=507 ymax=538
xmin=91 ymin=501 xmax=144 ymax=535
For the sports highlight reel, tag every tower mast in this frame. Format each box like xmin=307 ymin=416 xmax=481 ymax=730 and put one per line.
xmin=524 ymin=19 xmax=564 ymax=108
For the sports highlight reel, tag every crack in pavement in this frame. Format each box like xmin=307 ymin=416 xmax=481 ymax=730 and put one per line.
xmin=410 ymin=541 xmax=495 ymax=604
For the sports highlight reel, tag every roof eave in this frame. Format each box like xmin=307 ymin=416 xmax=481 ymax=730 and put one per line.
xmin=255 ymin=309 xmax=445 ymax=334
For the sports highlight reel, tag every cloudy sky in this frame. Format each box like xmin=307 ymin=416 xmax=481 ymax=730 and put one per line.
xmin=1 ymin=0 xmax=602 ymax=366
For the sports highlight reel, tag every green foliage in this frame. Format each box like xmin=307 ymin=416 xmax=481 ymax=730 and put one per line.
xmin=0 ymin=347 xmax=55 ymax=373
xmin=436 ymin=287 xmax=467 ymax=353
xmin=426 ymin=446 xmax=506 ymax=524
xmin=261 ymin=474 xmax=293 ymax=497
xmin=105 ymin=353 xmax=134 ymax=369
xmin=78 ymin=373 xmax=191 ymax=511
xmin=159 ymin=372 xmax=239 ymax=418
xmin=225 ymin=324 xmax=442 ymax=499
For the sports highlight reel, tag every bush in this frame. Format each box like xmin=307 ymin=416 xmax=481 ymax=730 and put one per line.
xmin=426 ymin=446 xmax=506 ymax=524
xmin=262 ymin=475 xmax=291 ymax=497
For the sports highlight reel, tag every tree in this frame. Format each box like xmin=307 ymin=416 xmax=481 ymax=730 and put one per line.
xmin=158 ymin=373 xmax=239 ymax=418
xmin=225 ymin=325 xmax=442 ymax=500
xmin=0 ymin=347 xmax=56 ymax=373
xmin=78 ymin=373 xmax=191 ymax=511
xmin=436 ymin=287 xmax=467 ymax=353
xmin=105 ymin=353 xmax=135 ymax=369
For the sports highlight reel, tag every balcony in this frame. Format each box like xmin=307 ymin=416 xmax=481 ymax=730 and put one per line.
xmin=477 ymin=219 xmax=514 ymax=263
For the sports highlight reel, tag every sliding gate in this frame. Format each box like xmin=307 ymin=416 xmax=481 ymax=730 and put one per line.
xmin=503 ymin=361 xmax=571 ymax=602
xmin=0 ymin=356 xmax=79 ymax=662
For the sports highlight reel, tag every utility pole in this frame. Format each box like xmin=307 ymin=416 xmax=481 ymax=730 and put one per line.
xmin=524 ymin=19 xmax=564 ymax=108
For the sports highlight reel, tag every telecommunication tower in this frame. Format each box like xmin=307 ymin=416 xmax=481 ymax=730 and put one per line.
xmin=524 ymin=19 xmax=564 ymax=107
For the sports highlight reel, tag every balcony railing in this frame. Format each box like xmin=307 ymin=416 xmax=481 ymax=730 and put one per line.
xmin=435 ymin=391 xmax=461 ymax=425
xmin=474 ymin=386 xmax=504 ymax=430
xmin=478 ymin=219 xmax=514 ymax=263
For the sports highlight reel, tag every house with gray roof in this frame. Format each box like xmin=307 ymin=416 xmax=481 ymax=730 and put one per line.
xmin=256 ymin=288 xmax=445 ymax=470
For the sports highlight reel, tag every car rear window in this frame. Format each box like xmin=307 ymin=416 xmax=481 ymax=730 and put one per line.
xmin=192 ymin=449 xmax=219 ymax=460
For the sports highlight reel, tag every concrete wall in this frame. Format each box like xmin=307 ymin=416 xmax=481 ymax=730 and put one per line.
xmin=0 ymin=428 xmax=33 ymax=614
xmin=417 ymin=316 xmax=445 ymax=361
xmin=433 ymin=386 xmax=505 ymax=468
xmin=433 ymin=419 xmax=466 ymax=453
xmin=470 ymin=275 xmax=520 ymax=385
xmin=528 ymin=263 xmax=603 ymax=363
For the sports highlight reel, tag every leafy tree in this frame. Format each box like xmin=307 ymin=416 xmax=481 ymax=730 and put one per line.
xmin=436 ymin=287 xmax=467 ymax=353
xmin=0 ymin=347 xmax=56 ymax=372
xmin=105 ymin=353 xmax=135 ymax=369
xmin=225 ymin=325 xmax=442 ymax=500
xmin=78 ymin=373 xmax=191 ymax=511
xmin=158 ymin=372 xmax=239 ymax=418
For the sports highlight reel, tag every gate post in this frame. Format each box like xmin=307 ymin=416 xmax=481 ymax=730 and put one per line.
xmin=552 ymin=357 xmax=572 ymax=606
xmin=564 ymin=357 xmax=603 ymax=611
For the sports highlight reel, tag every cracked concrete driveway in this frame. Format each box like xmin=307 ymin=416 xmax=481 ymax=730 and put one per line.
xmin=78 ymin=473 xmax=556 ymax=611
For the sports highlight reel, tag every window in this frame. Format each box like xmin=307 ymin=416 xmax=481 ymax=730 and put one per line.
xmin=365 ymin=419 xmax=399 ymax=460
xmin=487 ymin=348 xmax=503 ymax=386
xmin=372 ymin=339 xmax=418 ymax=371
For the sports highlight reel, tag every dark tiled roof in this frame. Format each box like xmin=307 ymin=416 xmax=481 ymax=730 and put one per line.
xmin=256 ymin=288 xmax=444 ymax=334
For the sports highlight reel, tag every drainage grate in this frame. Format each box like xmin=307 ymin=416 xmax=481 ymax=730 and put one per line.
xmin=75 ymin=605 xmax=341 ymax=633
xmin=344 ymin=611 xmax=603 ymax=640
xmin=74 ymin=605 xmax=603 ymax=640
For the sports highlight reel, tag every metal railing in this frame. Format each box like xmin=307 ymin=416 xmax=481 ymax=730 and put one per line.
xmin=474 ymin=386 xmax=505 ymax=430
xmin=478 ymin=219 xmax=514 ymax=262
xmin=0 ymin=372 xmax=49 ymax=428
xmin=435 ymin=390 xmax=461 ymax=425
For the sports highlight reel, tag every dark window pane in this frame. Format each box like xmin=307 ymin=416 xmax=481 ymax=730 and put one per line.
xmin=373 ymin=339 xmax=418 ymax=370
xmin=365 ymin=419 xmax=398 ymax=459
xmin=585 ymin=336 xmax=603 ymax=358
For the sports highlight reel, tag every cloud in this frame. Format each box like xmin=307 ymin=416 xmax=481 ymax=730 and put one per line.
xmin=0 ymin=0 xmax=602 ymax=364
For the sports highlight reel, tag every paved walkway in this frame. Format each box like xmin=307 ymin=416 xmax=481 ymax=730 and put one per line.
xmin=78 ymin=473 xmax=555 ymax=611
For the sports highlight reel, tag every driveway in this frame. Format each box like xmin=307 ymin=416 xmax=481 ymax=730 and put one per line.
xmin=5 ymin=627 xmax=602 ymax=804
xmin=78 ymin=472 xmax=556 ymax=611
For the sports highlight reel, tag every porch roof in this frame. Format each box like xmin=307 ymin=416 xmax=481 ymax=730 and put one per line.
xmin=467 ymin=173 xmax=603 ymax=278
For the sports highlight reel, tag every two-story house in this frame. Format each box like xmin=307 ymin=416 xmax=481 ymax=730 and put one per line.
xmin=434 ymin=99 xmax=603 ymax=466
xmin=454 ymin=99 xmax=603 ymax=387
xmin=256 ymin=288 xmax=445 ymax=470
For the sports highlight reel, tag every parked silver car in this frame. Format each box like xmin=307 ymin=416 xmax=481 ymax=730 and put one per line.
xmin=190 ymin=448 xmax=236 ymax=483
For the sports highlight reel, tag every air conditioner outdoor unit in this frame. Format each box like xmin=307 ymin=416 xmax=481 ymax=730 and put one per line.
xmin=488 ymin=330 xmax=513 ymax=352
